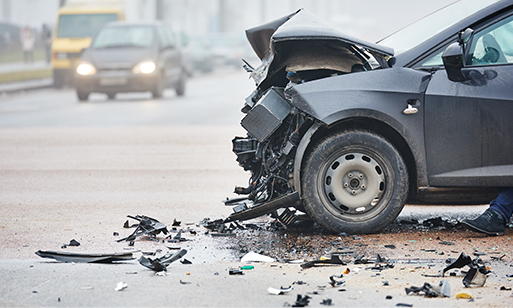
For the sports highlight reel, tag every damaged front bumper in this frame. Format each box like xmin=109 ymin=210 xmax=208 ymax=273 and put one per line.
xmin=225 ymin=86 xmax=309 ymax=224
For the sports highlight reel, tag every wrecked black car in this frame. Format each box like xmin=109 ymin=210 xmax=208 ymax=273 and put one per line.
xmin=226 ymin=0 xmax=513 ymax=234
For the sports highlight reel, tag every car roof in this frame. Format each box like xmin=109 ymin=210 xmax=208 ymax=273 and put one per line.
xmin=103 ymin=21 xmax=166 ymax=28
xmin=394 ymin=0 xmax=513 ymax=67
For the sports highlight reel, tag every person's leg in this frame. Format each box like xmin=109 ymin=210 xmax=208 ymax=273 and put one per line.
xmin=462 ymin=188 xmax=513 ymax=236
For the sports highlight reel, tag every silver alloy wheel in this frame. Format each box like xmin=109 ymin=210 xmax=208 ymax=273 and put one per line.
xmin=322 ymin=151 xmax=387 ymax=216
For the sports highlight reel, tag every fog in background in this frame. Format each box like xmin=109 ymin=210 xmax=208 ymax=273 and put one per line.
xmin=1 ymin=0 xmax=457 ymax=43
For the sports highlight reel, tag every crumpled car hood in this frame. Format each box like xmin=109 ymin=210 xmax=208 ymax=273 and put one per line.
xmin=245 ymin=9 xmax=394 ymax=87
xmin=246 ymin=9 xmax=393 ymax=60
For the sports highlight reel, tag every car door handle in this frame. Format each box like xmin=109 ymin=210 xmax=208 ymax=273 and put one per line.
xmin=403 ymin=99 xmax=420 ymax=115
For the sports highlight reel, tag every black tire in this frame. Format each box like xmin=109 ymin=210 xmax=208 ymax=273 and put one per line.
xmin=76 ymin=89 xmax=90 ymax=102
xmin=53 ymin=69 xmax=65 ymax=89
xmin=301 ymin=129 xmax=408 ymax=234
xmin=151 ymin=72 xmax=164 ymax=99
xmin=175 ymin=72 xmax=186 ymax=97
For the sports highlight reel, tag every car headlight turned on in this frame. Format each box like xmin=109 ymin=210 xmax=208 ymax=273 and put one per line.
xmin=133 ymin=61 xmax=156 ymax=74
xmin=76 ymin=61 xmax=97 ymax=76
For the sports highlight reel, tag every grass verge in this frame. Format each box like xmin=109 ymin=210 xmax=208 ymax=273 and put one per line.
xmin=0 ymin=68 xmax=52 ymax=84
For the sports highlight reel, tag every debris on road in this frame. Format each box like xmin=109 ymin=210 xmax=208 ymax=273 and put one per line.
xmin=456 ymin=292 xmax=473 ymax=299
xmin=229 ymin=268 xmax=244 ymax=275
xmin=114 ymin=282 xmax=127 ymax=292
xmin=61 ymin=239 xmax=80 ymax=248
xmin=267 ymin=286 xmax=293 ymax=295
xmin=443 ymin=253 xmax=489 ymax=287
xmin=35 ymin=250 xmax=135 ymax=263
xmin=118 ymin=215 xmax=169 ymax=242
xmin=291 ymin=294 xmax=311 ymax=307
xmin=241 ymin=251 xmax=275 ymax=263
xmin=328 ymin=275 xmax=345 ymax=287
xmin=138 ymin=249 xmax=187 ymax=272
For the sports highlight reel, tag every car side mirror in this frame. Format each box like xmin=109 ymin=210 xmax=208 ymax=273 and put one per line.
xmin=442 ymin=42 xmax=466 ymax=81
xmin=442 ymin=28 xmax=474 ymax=82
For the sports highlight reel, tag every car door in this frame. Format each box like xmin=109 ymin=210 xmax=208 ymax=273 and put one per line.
xmin=423 ymin=12 xmax=513 ymax=187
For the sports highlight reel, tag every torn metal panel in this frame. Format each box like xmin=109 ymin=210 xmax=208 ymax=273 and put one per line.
xmin=35 ymin=250 xmax=135 ymax=263
xmin=138 ymin=249 xmax=187 ymax=272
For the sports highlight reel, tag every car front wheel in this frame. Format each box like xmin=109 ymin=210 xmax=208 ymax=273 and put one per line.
xmin=76 ymin=89 xmax=90 ymax=102
xmin=302 ymin=129 xmax=408 ymax=234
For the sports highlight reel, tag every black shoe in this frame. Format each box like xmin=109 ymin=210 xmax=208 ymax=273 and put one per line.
xmin=462 ymin=209 xmax=505 ymax=236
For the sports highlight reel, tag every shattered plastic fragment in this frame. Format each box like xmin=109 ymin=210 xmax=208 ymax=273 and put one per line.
xmin=229 ymin=268 xmax=244 ymax=275
xmin=456 ymin=292 xmax=473 ymax=299
xmin=180 ymin=258 xmax=192 ymax=265
xmin=329 ymin=275 xmax=345 ymax=287
xmin=439 ymin=279 xmax=450 ymax=297
xmin=241 ymin=251 xmax=276 ymax=263
xmin=267 ymin=286 xmax=293 ymax=295
xmin=500 ymin=286 xmax=512 ymax=291
xmin=320 ymin=299 xmax=332 ymax=306
xmin=118 ymin=215 xmax=169 ymax=242
xmin=463 ymin=268 xmax=487 ymax=287
xmin=114 ymin=282 xmax=127 ymax=292
xmin=292 ymin=294 xmax=311 ymax=307
xmin=61 ymin=239 xmax=80 ymax=249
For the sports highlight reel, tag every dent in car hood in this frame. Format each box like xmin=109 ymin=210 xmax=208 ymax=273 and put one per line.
xmin=246 ymin=9 xmax=394 ymax=61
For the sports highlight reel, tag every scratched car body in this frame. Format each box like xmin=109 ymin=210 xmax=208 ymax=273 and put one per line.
xmin=226 ymin=0 xmax=513 ymax=234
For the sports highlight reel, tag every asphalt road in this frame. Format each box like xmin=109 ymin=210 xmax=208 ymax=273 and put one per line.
xmin=0 ymin=68 xmax=511 ymax=307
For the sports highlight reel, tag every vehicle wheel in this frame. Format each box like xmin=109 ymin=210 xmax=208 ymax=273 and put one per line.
xmin=151 ymin=72 xmax=164 ymax=99
xmin=106 ymin=92 xmax=116 ymax=100
xmin=175 ymin=72 xmax=186 ymax=97
xmin=53 ymin=70 xmax=65 ymax=89
xmin=76 ymin=89 xmax=90 ymax=102
xmin=301 ymin=129 xmax=408 ymax=234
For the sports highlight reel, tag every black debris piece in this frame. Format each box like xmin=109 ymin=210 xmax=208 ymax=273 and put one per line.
xmin=320 ymin=299 xmax=332 ymax=306
xmin=500 ymin=286 xmax=512 ymax=291
xmin=443 ymin=253 xmax=489 ymax=287
xmin=473 ymin=252 xmax=486 ymax=256
xmin=35 ymin=250 xmax=134 ymax=263
xmin=118 ymin=215 xmax=169 ymax=242
xmin=292 ymin=294 xmax=311 ymax=307
xmin=405 ymin=282 xmax=439 ymax=298
xmin=386 ymin=295 xmax=393 ymax=300
xmin=138 ymin=249 xmax=187 ymax=272
xmin=382 ymin=281 xmax=390 ymax=286
xmin=179 ymin=280 xmax=191 ymax=285
xmin=181 ymin=258 xmax=192 ymax=265
xmin=491 ymin=254 xmax=506 ymax=261
xmin=439 ymin=241 xmax=455 ymax=246
xmin=113 ymin=232 xmax=119 ymax=236
xmin=167 ymin=229 xmax=187 ymax=242
xmin=301 ymin=254 xmax=346 ymax=269
xmin=396 ymin=303 xmax=413 ymax=307
xmin=384 ymin=245 xmax=396 ymax=249
xmin=422 ymin=217 xmax=456 ymax=228
xmin=354 ymin=255 xmax=372 ymax=264
xmin=229 ymin=268 xmax=244 ymax=275
xmin=293 ymin=281 xmax=307 ymax=285
xmin=61 ymin=239 xmax=80 ymax=249
xmin=210 ymin=232 xmax=237 ymax=237
xmin=329 ymin=275 xmax=345 ymax=287
xmin=172 ymin=219 xmax=181 ymax=227
xmin=123 ymin=220 xmax=138 ymax=228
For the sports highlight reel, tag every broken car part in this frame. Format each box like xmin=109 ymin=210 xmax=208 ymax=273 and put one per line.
xmin=138 ymin=249 xmax=187 ymax=272
xmin=35 ymin=250 xmax=135 ymax=263
xmin=61 ymin=239 xmax=80 ymax=248
xmin=443 ymin=253 xmax=489 ymax=287
xmin=241 ymin=251 xmax=276 ymax=263
xmin=118 ymin=215 xmax=168 ymax=242
xmin=267 ymin=286 xmax=293 ymax=295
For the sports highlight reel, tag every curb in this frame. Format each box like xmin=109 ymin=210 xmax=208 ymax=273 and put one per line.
xmin=0 ymin=78 xmax=53 ymax=94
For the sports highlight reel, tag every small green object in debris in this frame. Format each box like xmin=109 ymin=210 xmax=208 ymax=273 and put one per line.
xmin=240 ymin=266 xmax=254 ymax=270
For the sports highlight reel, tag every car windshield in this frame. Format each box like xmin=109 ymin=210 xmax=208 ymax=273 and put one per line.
xmin=379 ymin=0 xmax=499 ymax=55
xmin=57 ymin=13 xmax=117 ymax=38
xmin=92 ymin=25 xmax=154 ymax=48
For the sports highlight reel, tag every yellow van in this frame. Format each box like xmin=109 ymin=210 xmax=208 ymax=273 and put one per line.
xmin=52 ymin=1 xmax=124 ymax=88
